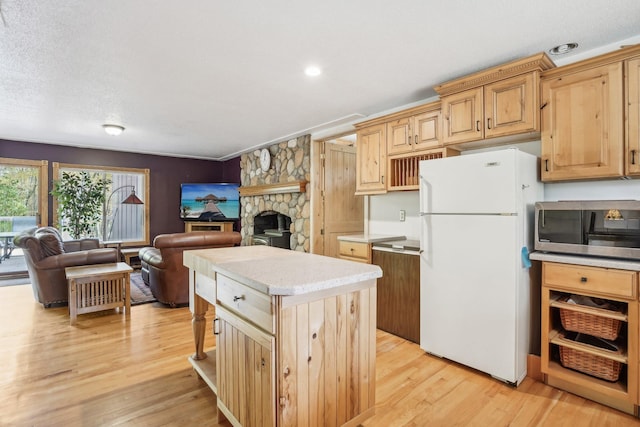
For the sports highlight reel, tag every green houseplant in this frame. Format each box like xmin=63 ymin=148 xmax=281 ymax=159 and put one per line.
xmin=51 ymin=171 xmax=111 ymax=239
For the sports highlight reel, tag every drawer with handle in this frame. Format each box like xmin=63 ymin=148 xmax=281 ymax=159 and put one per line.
xmin=338 ymin=241 xmax=370 ymax=262
xmin=543 ymin=262 xmax=637 ymax=300
xmin=216 ymin=274 xmax=275 ymax=334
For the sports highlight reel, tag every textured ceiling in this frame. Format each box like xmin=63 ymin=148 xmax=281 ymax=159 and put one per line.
xmin=1 ymin=0 xmax=639 ymax=160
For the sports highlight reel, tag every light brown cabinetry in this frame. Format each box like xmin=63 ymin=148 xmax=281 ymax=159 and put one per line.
xmin=540 ymin=62 xmax=624 ymax=181
xmin=539 ymin=45 xmax=640 ymax=181
xmin=436 ymin=52 xmax=554 ymax=147
xmin=355 ymin=124 xmax=386 ymax=195
xmin=387 ymin=109 xmax=442 ymax=155
xmin=216 ymin=305 xmax=275 ymax=426
xmin=355 ymin=101 xmax=458 ymax=194
xmin=439 ymin=87 xmax=483 ymax=144
xmin=185 ymin=247 xmax=379 ymax=427
xmin=540 ymin=261 xmax=638 ymax=414
xmin=338 ymin=240 xmax=371 ymax=263
xmin=626 ymin=57 xmax=640 ymax=175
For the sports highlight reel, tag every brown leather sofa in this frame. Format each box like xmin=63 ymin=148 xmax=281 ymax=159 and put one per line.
xmin=14 ymin=227 xmax=119 ymax=307
xmin=139 ymin=231 xmax=241 ymax=307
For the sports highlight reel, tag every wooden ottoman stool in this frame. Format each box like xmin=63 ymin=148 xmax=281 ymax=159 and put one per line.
xmin=65 ymin=262 xmax=133 ymax=325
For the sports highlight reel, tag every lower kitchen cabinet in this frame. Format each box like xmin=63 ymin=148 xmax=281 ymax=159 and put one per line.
xmin=185 ymin=246 xmax=380 ymax=427
xmin=372 ymin=249 xmax=420 ymax=343
xmin=217 ymin=305 xmax=275 ymax=426
xmin=338 ymin=240 xmax=372 ymax=264
xmin=540 ymin=261 xmax=639 ymax=414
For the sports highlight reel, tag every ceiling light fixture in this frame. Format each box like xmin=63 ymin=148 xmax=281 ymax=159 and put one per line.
xmin=304 ymin=65 xmax=322 ymax=77
xmin=549 ymin=42 xmax=578 ymax=55
xmin=103 ymin=124 xmax=125 ymax=136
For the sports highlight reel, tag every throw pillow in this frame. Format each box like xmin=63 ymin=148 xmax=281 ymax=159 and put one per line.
xmin=37 ymin=231 xmax=65 ymax=257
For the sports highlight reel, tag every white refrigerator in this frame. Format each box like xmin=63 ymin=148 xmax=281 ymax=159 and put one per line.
xmin=419 ymin=148 xmax=542 ymax=385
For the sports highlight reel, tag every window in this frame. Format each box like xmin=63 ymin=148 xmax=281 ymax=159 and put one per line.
xmin=52 ymin=163 xmax=150 ymax=246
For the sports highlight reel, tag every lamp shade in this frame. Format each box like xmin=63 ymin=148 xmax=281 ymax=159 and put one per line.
xmin=121 ymin=189 xmax=143 ymax=205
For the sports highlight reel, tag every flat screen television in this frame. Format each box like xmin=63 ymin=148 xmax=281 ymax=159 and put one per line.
xmin=180 ymin=183 xmax=240 ymax=221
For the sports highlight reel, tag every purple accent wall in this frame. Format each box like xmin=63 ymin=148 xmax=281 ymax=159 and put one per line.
xmin=1 ymin=139 xmax=241 ymax=241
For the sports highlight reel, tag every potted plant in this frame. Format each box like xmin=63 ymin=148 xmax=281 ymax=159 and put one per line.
xmin=51 ymin=171 xmax=111 ymax=239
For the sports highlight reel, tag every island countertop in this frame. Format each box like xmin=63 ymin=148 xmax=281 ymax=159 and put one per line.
xmin=183 ymin=245 xmax=382 ymax=296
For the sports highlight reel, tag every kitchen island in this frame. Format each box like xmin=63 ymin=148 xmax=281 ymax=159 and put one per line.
xmin=183 ymin=245 xmax=382 ymax=427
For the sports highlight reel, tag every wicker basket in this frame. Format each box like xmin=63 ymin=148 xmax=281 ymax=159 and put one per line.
xmin=559 ymin=345 xmax=622 ymax=382
xmin=559 ymin=308 xmax=622 ymax=341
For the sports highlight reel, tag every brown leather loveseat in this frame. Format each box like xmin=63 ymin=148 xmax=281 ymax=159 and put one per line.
xmin=14 ymin=227 xmax=119 ymax=307
xmin=139 ymin=231 xmax=241 ymax=307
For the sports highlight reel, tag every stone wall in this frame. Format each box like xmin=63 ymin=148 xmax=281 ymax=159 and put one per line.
xmin=239 ymin=135 xmax=310 ymax=251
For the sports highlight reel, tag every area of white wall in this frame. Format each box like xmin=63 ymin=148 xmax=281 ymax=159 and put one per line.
xmin=544 ymin=179 xmax=640 ymax=201
xmin=368 ymin=191 xmax=421 ymax=240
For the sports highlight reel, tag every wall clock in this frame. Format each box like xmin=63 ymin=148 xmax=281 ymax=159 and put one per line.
xmin=260 ymin=148 xmax=271 ymax=171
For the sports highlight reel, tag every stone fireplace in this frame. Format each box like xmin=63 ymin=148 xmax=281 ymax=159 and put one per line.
xmin=239 ymin=135 xmax=310 ymax=251
xmin=251 ymin=210 xmax=292 ymax=248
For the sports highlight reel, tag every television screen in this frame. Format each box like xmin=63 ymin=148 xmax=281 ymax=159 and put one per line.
xmin=180 ymin=183 xmax=240 ymax=221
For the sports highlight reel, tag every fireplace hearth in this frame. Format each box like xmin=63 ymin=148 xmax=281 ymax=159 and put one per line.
xmin=251 ymin=211 xmax=292 ymax=249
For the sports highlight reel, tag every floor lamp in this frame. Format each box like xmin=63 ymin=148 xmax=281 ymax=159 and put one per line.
xmin=102 ymin=185 xmax=144 ymax=242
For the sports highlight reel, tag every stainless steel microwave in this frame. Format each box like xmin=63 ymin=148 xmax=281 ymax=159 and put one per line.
xmin=535 ymin=200 xmax=640 ymax=260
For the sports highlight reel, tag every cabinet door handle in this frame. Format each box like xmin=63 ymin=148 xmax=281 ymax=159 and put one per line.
xmin=415 ymin=134 xmax=418 ymax=144
xmin=408 ymin=135 xmax=412 ymax=145
xmin=261 ymin=358 xmax=266 ymax=368
xmin=233 ymin=295 xmax=245 ymax=302
xmin=213 ymin=318 xmax=219 ymax=335
xmin=487 ymin=118 xmax=491 ymax=129
xmin=580 ymin=277 xmax=588 ymax=283
xmin=545 ymin=159 xmax=549 ymax=172
xmin=632 ymin=150 xmax=637 ymax=165
xmin=476 ymin=120 xmax=481 ymax=131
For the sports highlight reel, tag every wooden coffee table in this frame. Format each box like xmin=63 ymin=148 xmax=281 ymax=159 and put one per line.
xmin=65 ymin=262 xmax=133 ymax=325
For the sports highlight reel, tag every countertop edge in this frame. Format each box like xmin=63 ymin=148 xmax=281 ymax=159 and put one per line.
xmin=337 ymin=234 xmax=406 ymax=244
xmin=214 ymin=266 xmax=382 ymax=296
xmin=530 ymin=251 xmax=640 ymax=271
xmin=184 ymin=246 xmax=383 ymax=296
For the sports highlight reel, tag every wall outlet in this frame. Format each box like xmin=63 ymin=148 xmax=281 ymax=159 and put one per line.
xmin=399 ymin=210 xmax=406 ymax=221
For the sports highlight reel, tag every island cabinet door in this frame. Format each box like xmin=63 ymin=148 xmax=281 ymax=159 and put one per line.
xmin=277 ymin=286 xmax=377 ymax=427
xmin=216 ymin=306 xmax=276 ymax=427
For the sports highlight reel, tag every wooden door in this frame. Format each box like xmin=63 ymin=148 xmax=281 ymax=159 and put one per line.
xmin=541 ymin=62 xmax=624 ymax=181
xmin=323 ymin=144 xmax=364 ymax=259
xmin=626 ymin=57 xmax=640 ymax=175
xmin=356 ymin=124 xmax=386 ymax=194
xmin=412 ymin=109 xmax=442 ymax=150
xmin=217 ymin=309 xmax=275 ymax=427
xmin=484 ymin=73 xmax=537 ymax=138
xmin=441 ymin=86 xmax=483 ymax=145
xmin=386 ymin=117 xmax=412 ymax=155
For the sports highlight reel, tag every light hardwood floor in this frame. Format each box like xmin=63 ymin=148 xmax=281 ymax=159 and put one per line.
xmin=2 ymin=283 xmax=640 ymax=426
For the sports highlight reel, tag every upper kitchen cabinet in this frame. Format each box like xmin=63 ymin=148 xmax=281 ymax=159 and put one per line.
xmin=355 ymin=123 xmax=387 ymax=195
xmin=355 ymin=102 xmax=459 ymax=194
xmin=540 ymin=45 xmax=640 ymax=181
xmin=627 ymin=57 xmax=640 ymax=175
xmin=436 ymin=52 xmax=555 ymax=147
xmin=387 ymin=102 xmax=442 ymax=155
xmin=540 ymin=62 xmax=623 ymax=181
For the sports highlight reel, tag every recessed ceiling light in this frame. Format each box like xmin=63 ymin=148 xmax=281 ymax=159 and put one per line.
xmin=304 ymin=65 xmax=322 ymax=77
xmin=549 ymin=43 xmax=578 ymax=55
xmin=103 ymin=124 xmax=125 ymax=136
